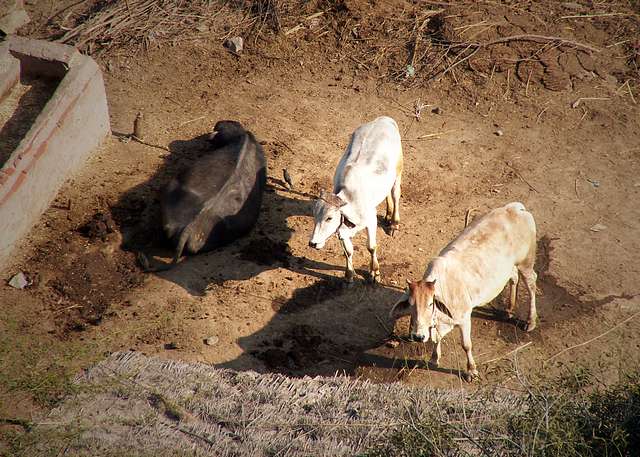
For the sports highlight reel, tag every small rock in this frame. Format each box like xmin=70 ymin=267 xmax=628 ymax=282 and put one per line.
xmin=385 ymin=339 xmax=400 ymax=348
xmin=204 ymin=336 xmax=219 ymax=346
xmin=224 ymin=36 xmax=243 ymax=54
xmin=8 ymin=271 xmax=29 ymax=289
xmin=590 ymin=223 xmax=607 ymax=232
xmin=164 ymin=342 xmax=178 ymax=350
xmin=495 ymin=129 xmax=504 ymax=136
xmin=405 ymin=64 xmax=415 ymax=78
xmin=587 ymin=178 xmax=600 ymax=188
xmin=431 ymin=106 xmax=442 ymax=115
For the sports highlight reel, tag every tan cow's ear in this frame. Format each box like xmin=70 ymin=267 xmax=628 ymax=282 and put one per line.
xmin=390 ymin=299 xmax=412 ymax=320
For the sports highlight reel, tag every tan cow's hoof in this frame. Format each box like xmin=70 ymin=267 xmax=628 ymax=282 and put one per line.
xmin=463 ymin=370 xmax=479 ymax=383
xmin=368 ymin=271 xmax=381 ymax=285
xmin=525 ymin=320 xmax=537 ymax=332
xmin=389 ymin=223 xmax=400 ymax=237
xmin=428 ymin=358 xmax=439 ymax=368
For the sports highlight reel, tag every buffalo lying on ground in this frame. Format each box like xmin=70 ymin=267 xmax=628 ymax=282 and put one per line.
xmin=159 ymin=120 xmax=267 ymax=267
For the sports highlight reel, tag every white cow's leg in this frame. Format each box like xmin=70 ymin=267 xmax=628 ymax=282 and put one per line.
xmin=521 ymin=268 xmax=538 ymax=332
xmin=385 ymin=194 xmax=394 ymax=224
xmin=340 ymin=236 xmax=355 ymax=283
xmin=507 ymin=266 xmax=519 ymax=318
xmin=429 ymin=341 xmax=441 ymax=367
xmin=389 ymin=173 xmax=401 ymax=236
xmin=460 ymin=320 xmax=478 ymax=382
xmin=365 ymin=219 xmax=380 ymax=284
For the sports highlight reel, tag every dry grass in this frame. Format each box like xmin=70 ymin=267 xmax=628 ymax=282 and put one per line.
xmin=47 ymin=0 xmax=640 ymax=90
xmin=4 ymin=352 xmax=639 ymax=456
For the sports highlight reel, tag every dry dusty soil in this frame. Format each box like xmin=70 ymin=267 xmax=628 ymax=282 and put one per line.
xmin=1 ymin=0 xmax=640 ymax=434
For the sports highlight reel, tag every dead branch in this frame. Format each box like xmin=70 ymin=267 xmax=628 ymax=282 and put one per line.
xmin=545 ymin=311 xmax=640 ymax=364
xmin=448 ymin=34 xmax=601 ymax=54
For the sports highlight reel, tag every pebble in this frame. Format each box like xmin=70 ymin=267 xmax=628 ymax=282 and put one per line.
xmin=8 ymin=271 xmax=29 ymax=289
xmin=204 ymin=336 xmax=219 ymax=346
xmin=495 ymin=129 xmax=504 ymax=136
xmin=385 ymin=340 xmax=400 ymax=348
xmin=431 ymin=106 xmax=442 ymax=115
xmin=590 ymin=223 xmax=607 ymax=232
xmin=224 ymin=36 xmax=243 ymax=54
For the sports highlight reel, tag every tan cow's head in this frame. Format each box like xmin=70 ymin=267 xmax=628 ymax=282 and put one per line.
xmin=390 ymin=279 xmax=437 ymax=343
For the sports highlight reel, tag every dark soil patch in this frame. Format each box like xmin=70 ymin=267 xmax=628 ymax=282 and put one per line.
xmin=41 ymin=239 xmax=144 ymax=336
xmin=281 ymin=278 xmax=347 ymax=314
xmin=252 ymin=324 xmax=351 ymax=374
xmin=238 ymin=236 xmax=292 ymax=267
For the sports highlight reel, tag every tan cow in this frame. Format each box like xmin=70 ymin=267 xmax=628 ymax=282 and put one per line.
xmin=389 ymin=202 xmax=537 ymax=381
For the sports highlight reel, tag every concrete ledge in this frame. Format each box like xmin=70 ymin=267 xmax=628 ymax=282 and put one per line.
xmin=0 ymin=37 xmax=111 ymax=268
xmin=0 ymin=42 xmax=20 ymax=100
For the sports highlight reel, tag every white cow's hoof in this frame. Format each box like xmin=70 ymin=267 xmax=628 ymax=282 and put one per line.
xmin=463 ymin=370 xmax=479 ymax=383
xmin=368 ymin=271 xmax=381 ymax=285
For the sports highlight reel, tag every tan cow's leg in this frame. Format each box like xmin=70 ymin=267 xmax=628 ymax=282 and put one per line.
xmin=340 ymin=237 xmax=355 ymax=283
xmin=507 ymin=266 xmax=519 ymax=318
xmin=429 ymin=341 xmax=441 ymax=367
xmin=460 ymin=320 xmax=478 ymax=382
xmin=366 ymin=221 xmax=380 ymax=284
xmin=521 ymin=268 xmax=538 ymax=331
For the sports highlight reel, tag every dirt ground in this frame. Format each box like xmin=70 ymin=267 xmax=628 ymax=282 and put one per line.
xmin=2 ymin=0 xmax=640 ymax=428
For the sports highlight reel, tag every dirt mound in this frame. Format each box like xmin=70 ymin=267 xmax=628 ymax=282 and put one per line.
xmin=77 ymin=212 xmax=116 ymax=241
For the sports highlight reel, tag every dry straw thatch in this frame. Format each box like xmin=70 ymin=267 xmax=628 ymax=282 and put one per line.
xmin=23 ymin=351 xmax=522 ymax=456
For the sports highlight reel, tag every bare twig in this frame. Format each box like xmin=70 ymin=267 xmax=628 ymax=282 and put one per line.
xmin=464 ymin=208 xmax=476 ymax=228
xmin=545 ymin=311 xmax=640 ymax=364
xmin=561 ymin=12 xmax=628 ymax=19
xmin=505 ymin=162 xmax=539 ymax=193
xmin=178 ymin=115 xmax=205 ymax=127
xmin=448 ymin=34 xmax=600 ymax=53
xmin=482 ymin=342 xmax=533 ymax=365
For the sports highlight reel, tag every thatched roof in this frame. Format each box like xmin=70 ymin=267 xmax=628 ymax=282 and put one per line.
xmin=26 ymin=351 xmax=523 ymax=456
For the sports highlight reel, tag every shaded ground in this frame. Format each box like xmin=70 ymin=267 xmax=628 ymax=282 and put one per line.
xmin=1 ymin=0 xmax=640 ymax=445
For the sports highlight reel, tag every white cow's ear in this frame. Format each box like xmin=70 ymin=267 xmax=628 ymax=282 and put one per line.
xmin=390 ymin=298 xmax=412 ymax=320
xmin=319 ymin=190 xmax=346 ymax=208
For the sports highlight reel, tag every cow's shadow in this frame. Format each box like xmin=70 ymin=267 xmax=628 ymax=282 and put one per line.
xmin=215 ymin=275 xmax=404 ymax=377
xmin=110 ymin=133 xmax=346 ymax=296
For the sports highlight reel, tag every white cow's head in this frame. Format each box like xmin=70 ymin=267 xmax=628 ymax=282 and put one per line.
xmin=309 ymin=190 xmax=349 ymax=249
xmin=389 ymin=279 xmax=438 ymax=343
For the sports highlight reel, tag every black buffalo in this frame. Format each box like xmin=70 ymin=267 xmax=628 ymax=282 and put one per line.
xmin=160 ymin=120 xmax=267 ymax=265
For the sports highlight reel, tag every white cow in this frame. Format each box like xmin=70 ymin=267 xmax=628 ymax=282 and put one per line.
xmin=309 ymin=116 xmax=403 ymax=284
xmin=390 ymin=202 xmax=538 ymax=381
